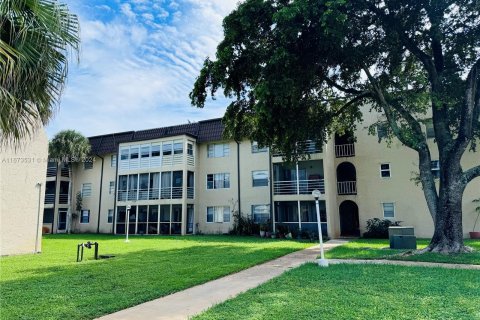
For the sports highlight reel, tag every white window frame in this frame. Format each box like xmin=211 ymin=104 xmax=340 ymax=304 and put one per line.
xmin=206 ymin=173 xmax=230 ymax=190
xmin=382 ymin=202 xmax=395 ymax=219
xmin=251 ymin=141 xmax=268 ymax=153
xmin=252 ymin=170 xmax=269 ymax=187
xmin=81 ymin=183 xmax=92 ymax=197
xmin=107 ymin=209 xmax=114 ymax=223
xmin=111 ymin=154 xmax=117 ymax=167
xmin=252 ymin=204 xmax=270 ymax=223
xmin=80 ymin=210 xmax=90 ymax=224
xmin=109 ymin=181 xmax=115 ymax=194
xmin=380 ymin=163 xmax=391 ymax=178
xmin=206 ymin=206 xmax=230 ymax=223
xmin=207 ymin=143 xmax=230 ymax=158
xmin=84 ymin=161 xmax=93 ymax=170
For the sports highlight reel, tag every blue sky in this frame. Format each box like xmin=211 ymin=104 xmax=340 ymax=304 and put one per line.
xmin=46 ymin=0 xmax=239 ymax=138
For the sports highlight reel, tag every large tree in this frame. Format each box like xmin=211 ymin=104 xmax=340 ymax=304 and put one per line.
xmin=191 ymin=0 xmax=480 ymax=253
xmin=49 ymin=130 xmax=90 ymax=233
xmin=0 ymin=0 xmax=79 ymax=143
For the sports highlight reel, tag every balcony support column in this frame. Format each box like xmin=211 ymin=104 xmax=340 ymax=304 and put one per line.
xmin=296 ymin=162 xmax=302 ymax=231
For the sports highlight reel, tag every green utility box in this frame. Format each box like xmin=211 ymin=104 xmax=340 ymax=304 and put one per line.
xmin=389 ymin=226 xmax=416 ymax=249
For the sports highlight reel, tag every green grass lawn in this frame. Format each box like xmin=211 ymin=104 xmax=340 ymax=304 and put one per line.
xmin=0 ymin=234 xmax=311 ymax=320
xmin=325 ymin=239 xmax=480 ymax=265
xmin=194 ymin=263 xmax=480 ymax=320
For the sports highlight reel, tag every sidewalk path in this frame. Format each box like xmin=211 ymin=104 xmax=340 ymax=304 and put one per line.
xmin=329 ymin=258 xmax=480 ymax=270
xmin=96 ymin=240 xmax=348 ymax=320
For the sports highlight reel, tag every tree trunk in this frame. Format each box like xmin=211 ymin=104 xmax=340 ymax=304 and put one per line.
xmin=423 ymin=163 xmax=471 ymax=253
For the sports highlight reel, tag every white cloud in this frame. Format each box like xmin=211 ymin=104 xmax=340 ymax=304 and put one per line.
xmin=47 ymin=0 xmax=240 ymax=137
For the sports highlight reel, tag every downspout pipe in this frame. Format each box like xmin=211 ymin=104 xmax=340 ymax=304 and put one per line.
xmin=96 ymin=155 xmax=105 ymax=234
xmin=112 ymin=144 xmax=120 ymax=234
xmin=35 ymin=182 xmax=42 ymax=253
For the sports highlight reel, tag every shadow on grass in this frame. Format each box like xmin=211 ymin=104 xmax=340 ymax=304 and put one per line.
xmin=1 ymin=243 xmax=301 ymax=320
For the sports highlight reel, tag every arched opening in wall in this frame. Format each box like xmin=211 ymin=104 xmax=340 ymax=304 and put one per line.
xmin=339 ymin=200 xmax=360 ymax=237
xmin=336 ymin=162 xmax=357 ymax=195
xmin=334 ymin=132 xmax=355 ymax=157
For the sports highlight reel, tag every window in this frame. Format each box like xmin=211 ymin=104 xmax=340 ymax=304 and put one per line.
xmin=252 ymin=205 xmax=270 ymax=223
xmin=173 ymin=141 xmax=183 ymax=154
xmin=81 ymin=183 xmax=92 ymax=197
xmin=80 ymin=210 xmax=90 ymax=224
xmin=163 ymin=142 xmax=172 ymax=156
xmin=252 ymin=170 xmax=269 ymax=187
xmin=377 ymin=123 xmax=388 ymax=140
xmin=107 ymin=209 xmax=114 ymax=223
xmin=84 ymin=161 xmax=93 ymax=170
xmin=130 ymin=147 xmax=139 ymax=159
xmin=380 ymin=163 xmax=391 ymax=178
xmin=109 ymin=181 xmax=115 ymax=194
xmin=111 ymin=154 xmax=117 ymax=167
xmin=141 ymin=146 xmax=150 ymax=158
xmin=382 ymin=203 xmax=395 ymax=219
xmin=251 ymin=141 xmax=268 ymax=153
xmin=120 ymin=148 xmax=129 ymax=160
xmin=151 ymin=145 xmax=161 ymax=157
xmin=207 ymin=206 xmax=230 ymax=223
xmin=207 ymin=143 xmax=230 ymax=158
xmin=425 ymin=120 xmax=435 ymax=139
xmin=207 ymin=173 xmax=230 ymax=189
xmin=43 ymin=208 xmax=54 ymax=224
xmin=431 ymin=160 xmax=440 ymax=179
xmin=187 ymin=143 xmax=193 ymax=156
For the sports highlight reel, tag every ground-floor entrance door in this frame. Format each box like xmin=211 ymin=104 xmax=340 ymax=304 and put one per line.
xmin=58 ymin=210 xmax=67 ymax=232
xmin=339 ymin=200 xmax=360 ymax=237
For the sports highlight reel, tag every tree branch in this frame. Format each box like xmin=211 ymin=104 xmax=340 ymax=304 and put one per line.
xmin=464 ymin=165 xmax=480 ymax=184
xmin=331 ymin=92 xmax=372 ymax=118
xmin=323 ymin=77 xmax=365 ymax=95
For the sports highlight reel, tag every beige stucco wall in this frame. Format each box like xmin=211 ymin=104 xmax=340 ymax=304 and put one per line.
xmin=331 ymin=107 xmax=480 ymax=238
xmin=1 ymin=130 xmax=48 ymax=255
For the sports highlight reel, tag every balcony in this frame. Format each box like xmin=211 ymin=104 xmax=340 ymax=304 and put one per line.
xmin=58 ymin=194 xmax=69 ymax=204
xmin=44 ymin=194 xmax=55 ymax=204
xmin=335 ymin=144 xmax=355 ymax=157
xmin=118 ymin=187 xmax=185 ymax=201
xmin=337 ymin=181 xmax=357 ymax=195
xmin=274 ymin=179 xmax=325 ymax=195
xmin=272 ymin=140 xmax=322 ymax=157
xmin=46 ymin=166 xmax=57 ymax=177
xmin=60 ymin=165 xmax=70 ymax=177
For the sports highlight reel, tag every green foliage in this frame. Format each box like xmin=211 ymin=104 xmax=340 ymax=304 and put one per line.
xmin=75 ymin=191 xmax=82 ymax=213
xmin=0 ymin=234 xmax=311 ymax=320
xmin=190 ymin=0 xmax=479 ymax=161
xmin=49 ymin=130 xmax=91 ymax=161
xmin=363 ymin=218 xmax=400 ymax=239
xmin=194 ymin=263 xmax=480 ymax=320
xmin=230 ymin=211 xmax=258 ymax=235
xmin=0 ymin=0 xmax=80 ymax=143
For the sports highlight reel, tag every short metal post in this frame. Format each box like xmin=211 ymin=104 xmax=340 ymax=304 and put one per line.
xmin=94 ymin=242 xmax=99 ymax=260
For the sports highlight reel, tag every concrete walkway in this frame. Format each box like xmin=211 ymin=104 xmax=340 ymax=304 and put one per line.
xmin=329 ymin=258 xmax=480 ymax=270
xmin=96 ymin=239 xmax=348 ymax=320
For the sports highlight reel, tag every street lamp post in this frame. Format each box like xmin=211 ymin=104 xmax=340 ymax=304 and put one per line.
xmin=125 ymin=204 xmax=131 ymax=243
xmin=312 ymin=189 xmax=328 ymax=267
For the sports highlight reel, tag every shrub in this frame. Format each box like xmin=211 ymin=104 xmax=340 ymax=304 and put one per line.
xmin=230 ymin=211 xmax=258 ymax=235
xmin=363 ymin=218 xmax=400 ymax=238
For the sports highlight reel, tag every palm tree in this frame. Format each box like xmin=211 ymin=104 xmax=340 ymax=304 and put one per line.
xmin=49 ymin=130 xmax=90 ymax=233
xmin=0 ymin=0 xmax=79 ymax=144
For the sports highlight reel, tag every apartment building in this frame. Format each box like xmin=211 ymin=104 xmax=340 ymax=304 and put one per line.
xmin=42 ymin=110 xmax=479 ymax=238
xmin=1 ymin=129 xmax=48 ymax=255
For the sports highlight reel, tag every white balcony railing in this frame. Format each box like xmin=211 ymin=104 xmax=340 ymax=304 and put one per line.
xmin=44 ymin=194 xmax=55 ymax=204
xmin=272 ymin=140 xmax=322 ymax=157
xmin=46 ymin=167 xmax=57 ymax=177
xmin=187 ymin=187 xmax=194 ymax=199
xmin=337 ymin=181 xmax=357 ymax=195
xmin=58 ymin=194 xmax=69 ymax=204
xmin=273 ymin=179 xmax=325 ymax=195
xmin=335 ymin=144 xmax=355 ymax=157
